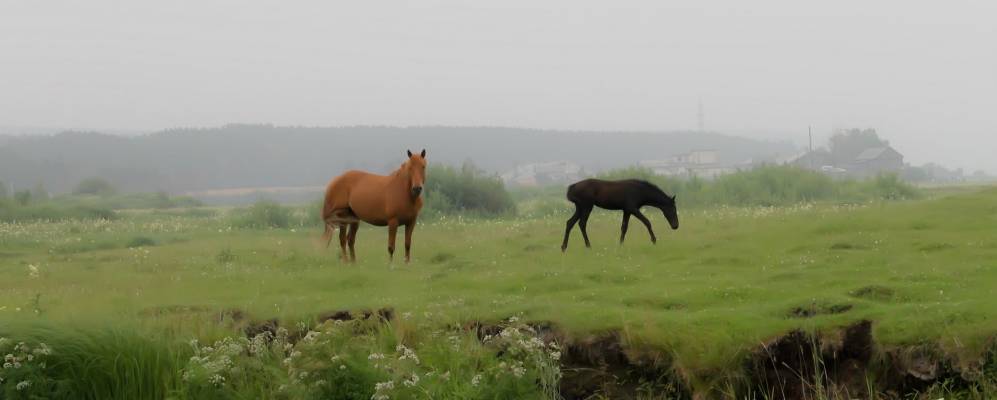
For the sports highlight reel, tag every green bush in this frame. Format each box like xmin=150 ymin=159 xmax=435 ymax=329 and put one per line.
xmin=73 ymin=178 xmax=117 ymax=196
xmin=126 ymin=236 xmax=157 ymax=248
xmin=232 ymin=200 xmax=293 ymax=229
xmin=710 ymin=165 xmax=834 ymax=206
xmin=864 ymin=173 xmax=920 ymax=201
xmin=0 ymin=202 xmax=116 ymax=222
xmin=591 ymin=165 xmax=920 ymax=208
xmin=13 ymin=190 xmax=32 ymax=206
xmin=423 ymin=163 xmax=515 ymax=218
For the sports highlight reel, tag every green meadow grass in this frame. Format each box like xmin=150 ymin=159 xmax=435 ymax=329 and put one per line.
xmin=1 ymin=188 xmax=996 ymax=398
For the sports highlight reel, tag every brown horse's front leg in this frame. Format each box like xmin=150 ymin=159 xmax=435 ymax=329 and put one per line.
xmin=387 ymin=220 xmax=399 ymax=262
xmin=404 ymin=222 xmax=415 ymax=263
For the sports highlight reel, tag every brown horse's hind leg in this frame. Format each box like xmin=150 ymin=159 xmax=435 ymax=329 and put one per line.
xmin=347 ymin=223 xmax=359 ymax=262
xmin=323 ymin=208 xmax=360 ymax=262
xmin=338 ymin=224 xmax=349 ymax=261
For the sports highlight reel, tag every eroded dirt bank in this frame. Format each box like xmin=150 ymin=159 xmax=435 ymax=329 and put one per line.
xmin=188 ymin=306 xmax=994 ymax=400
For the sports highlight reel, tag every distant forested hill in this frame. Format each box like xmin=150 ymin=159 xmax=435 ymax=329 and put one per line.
xmin=0 ymin=125 xmax=795 ymax=194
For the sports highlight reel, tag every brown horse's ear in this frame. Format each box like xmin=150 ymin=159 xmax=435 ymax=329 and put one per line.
xmin=420 ymin=149 xmax=426 ymax=158
xmin=407 ymin=150 xmax=413 ymax=158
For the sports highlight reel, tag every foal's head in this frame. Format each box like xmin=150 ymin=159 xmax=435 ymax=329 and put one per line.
xmin=405 ymin=149 xmax=427 ymax=198
xmin=659 ymin=194 xmax=679 ymax=230
xmin=642 ymin=182 xmax=679 ymax=230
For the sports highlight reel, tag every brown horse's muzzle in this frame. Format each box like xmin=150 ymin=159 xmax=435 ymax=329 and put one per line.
xmin=411 ymin=186 xmax=423 ymax=197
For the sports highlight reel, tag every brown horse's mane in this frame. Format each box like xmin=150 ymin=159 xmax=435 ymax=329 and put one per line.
xmin=390 ymin=160 xmax=413 ymax=177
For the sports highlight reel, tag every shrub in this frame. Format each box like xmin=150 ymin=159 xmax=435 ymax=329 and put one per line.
xmin=13 ymin=190 xmax=31 ymax=206
xmin=126 ymin=236 xmax=157 ymax=248
xmin=423 ymin=163 xmax=515 ymax=217
xmin=0 ymin=203 xmax=116 ymax=223
xmin=591 ymin=165 xmax=920 ymax=208
xmin=232 ymin=200 xmax=293 ymax=229
xmin=864 ymin=173 xmax=919 ymax=201
xmin=72 ymin=178 xmax=117 ymax=196
xmin=710 ymin=165 xmax=833 ymax=206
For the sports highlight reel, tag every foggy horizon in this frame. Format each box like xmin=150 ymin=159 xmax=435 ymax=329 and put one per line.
xmin=2 ymin=1 xmax=995 ymax=172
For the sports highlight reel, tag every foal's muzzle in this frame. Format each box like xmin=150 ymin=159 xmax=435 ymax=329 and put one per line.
xmin=411 ymin=186 xmax=423 ymax=197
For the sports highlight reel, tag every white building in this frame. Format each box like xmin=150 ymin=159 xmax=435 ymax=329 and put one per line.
xmin=639 ymin=150 xmax=735 ymax=179
xmin=501 ymin=161 xmax=585 ymax=187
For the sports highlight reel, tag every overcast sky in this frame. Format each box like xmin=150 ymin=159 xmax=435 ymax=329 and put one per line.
xmin=1 ymin=1 xmax=995 ymax=171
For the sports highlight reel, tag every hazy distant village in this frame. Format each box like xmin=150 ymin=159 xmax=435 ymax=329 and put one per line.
xmin=500 ymin=128 xmax=981 ymax=187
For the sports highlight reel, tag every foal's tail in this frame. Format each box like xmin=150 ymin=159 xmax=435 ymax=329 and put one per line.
xmin=565 ymin=183 xmax=579 ymax=203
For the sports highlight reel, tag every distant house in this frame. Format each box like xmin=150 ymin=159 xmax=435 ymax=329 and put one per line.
xmin=501 ymin=161 xmax=584 ymax=187
xmin=639 ymin=149 xmax=737 ymax=179
xmin=782 ymin=149 xmax=833 ymax=171
xmin=849 ymin=146 xmax=903 ymax=176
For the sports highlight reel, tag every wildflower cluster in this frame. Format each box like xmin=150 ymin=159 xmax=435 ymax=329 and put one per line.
xmin=0 ymin=337 xmax=54 ymax=395
xmin=481 ymin=320 xmax=562 ymax=398
xmin=182 ymin=329 xmax=288 ymax=390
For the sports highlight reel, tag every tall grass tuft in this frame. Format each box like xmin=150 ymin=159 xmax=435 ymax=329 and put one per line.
xmin=0 ymin=326 xmax=187 ymax=400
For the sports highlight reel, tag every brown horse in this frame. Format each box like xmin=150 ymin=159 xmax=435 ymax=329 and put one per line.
xmin=321 ymin=149 xmax=427 ymax=263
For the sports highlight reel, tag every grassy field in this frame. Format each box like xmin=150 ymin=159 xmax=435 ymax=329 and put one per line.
xmin=1 ymin=188 xmax=996 ymax=399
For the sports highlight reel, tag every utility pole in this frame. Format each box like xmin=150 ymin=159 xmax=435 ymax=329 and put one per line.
xmin=697 ymin=100 xmax=705 ymax=133
xmin=808 ymin=125 xmax=814 ymax=170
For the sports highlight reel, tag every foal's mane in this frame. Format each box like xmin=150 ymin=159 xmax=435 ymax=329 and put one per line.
xmin=634 ymin=180 xmax=670 ymax=198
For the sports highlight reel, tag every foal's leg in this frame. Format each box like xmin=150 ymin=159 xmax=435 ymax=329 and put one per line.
xmin=347 ymin=223 xmax=359 ymax=262
xmin=578 ymin=205 xmax=593 ymax=248
xmin=620 ymin=211 xmax=632 ymax=244
xmin=633 ymin=210 xmax=657 ymax=244
xmin=387 ymin=219 xmax=399 ymax=262
xmin=561 ymin=207 xmax=581 ymax=252
xmin=403 ymin=222 xmax=416 ymax=263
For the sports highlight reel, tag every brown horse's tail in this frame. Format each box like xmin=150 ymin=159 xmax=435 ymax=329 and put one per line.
xmin=320 ymin=186 xmax=335 ymax=247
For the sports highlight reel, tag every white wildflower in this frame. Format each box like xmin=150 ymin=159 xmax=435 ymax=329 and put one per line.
xmin=471 ymin=374 xmax=482 ymax=387
xmin=16 ymin=380 xmax=31 ymax=391
xmin=396 ymin=345 xmax=420 ymax=364
xmin=403 ymin=373 xmax=420 ymax=387
xmin=208 ymin=374 xmax=225 ymax=386
xmin=368 ymin=352 xmax=385 ymax=360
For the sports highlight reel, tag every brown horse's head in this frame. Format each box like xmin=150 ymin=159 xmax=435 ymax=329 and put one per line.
xmin=405 ymin=149 xmax=427 ymax=198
